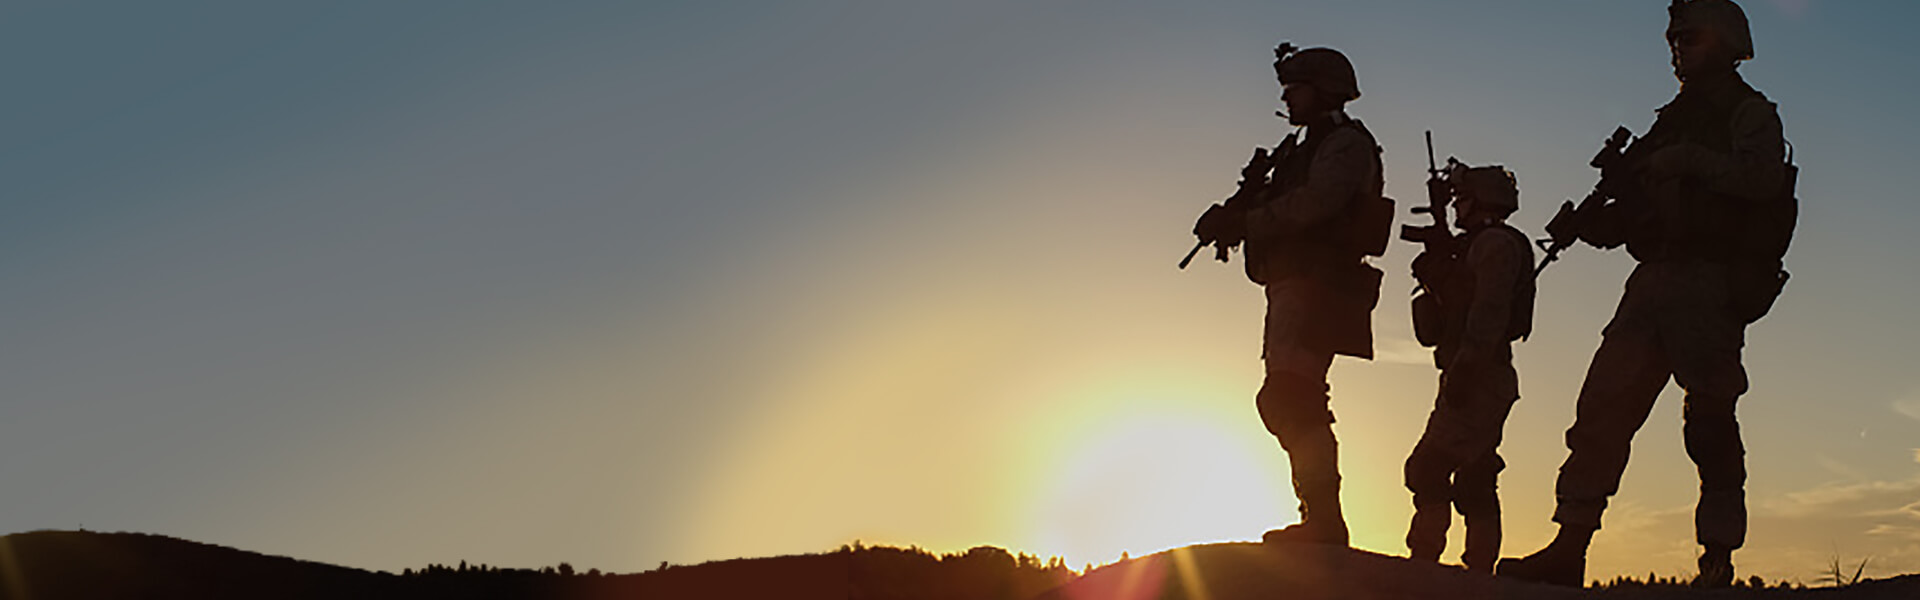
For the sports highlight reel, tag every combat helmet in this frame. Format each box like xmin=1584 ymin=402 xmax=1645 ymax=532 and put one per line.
xmin=1274 ymin=44 xmax=1360 ymax=102
xmin=1668 ymin=0 xmax=1754 ymax=60
xmin=1454 ymin=165 xmax=1519 ymax=215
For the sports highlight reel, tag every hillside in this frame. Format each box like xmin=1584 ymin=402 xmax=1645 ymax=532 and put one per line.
xmin=1040 ymin=542 xmax=1920 ymax=600
xmin=3 ymin=530 xmax=1918 ymax=599
xmin=0 ymin=530 xmax=850 ymax=600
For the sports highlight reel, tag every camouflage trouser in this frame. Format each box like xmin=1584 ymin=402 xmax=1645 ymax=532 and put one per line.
xmin=1256 ymin=278 xmax=1340 ymax=513
xmin=1405 ymin=354 xmax=1519 ymax=519
xmin=1553 ymin=260 xmax=1749 ymax=549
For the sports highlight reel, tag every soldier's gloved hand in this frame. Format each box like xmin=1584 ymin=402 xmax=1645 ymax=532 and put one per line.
xmin=1241 ymin=147 xmax=1273 ymax=181
xmin=1193 ymin=204 xmax=1240 ymax=242
xmin=1426 ymin=177 xmax=1452 ymax=208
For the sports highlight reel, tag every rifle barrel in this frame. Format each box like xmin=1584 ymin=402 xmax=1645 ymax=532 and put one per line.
xmin=1178 ymin=240 xmax=1206 ymax=269
xmin=1425 ymin=131 xmax=1436 ymax=174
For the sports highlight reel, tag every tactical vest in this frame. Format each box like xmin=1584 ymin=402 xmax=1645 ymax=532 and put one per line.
xmin=1630 ymin=74 xmax=1797 ymax=323
xmin=1410 ymin=224 xmax=1536 ymax=363
xmin=1244 ymin=118 xmax=1390 ymax=285
xmin=1627 ymin=74 xmax=1794 ymax=265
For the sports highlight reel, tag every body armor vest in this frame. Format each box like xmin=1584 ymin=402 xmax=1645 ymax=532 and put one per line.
xmin=1626 ymin=74 xmax=1766 ymax=263
xmin=1244 ymin=118 xmax=1387 ymax=284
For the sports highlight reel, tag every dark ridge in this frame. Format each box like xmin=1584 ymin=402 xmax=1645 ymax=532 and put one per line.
xmin=11 ymin=530 xmax=1918 ymax=599
xmin=0 ymin=531 xmax=1069 ymax=600
xmin=0 ymin=530 xmax=388 ymax=600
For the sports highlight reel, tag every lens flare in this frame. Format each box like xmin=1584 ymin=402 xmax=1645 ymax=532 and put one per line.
xmin=1023 ymin=404 xmax=1290 ymax=568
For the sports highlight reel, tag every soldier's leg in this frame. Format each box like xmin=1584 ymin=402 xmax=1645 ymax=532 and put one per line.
xmin=1455 ymin=450 xmax=1505 ymax=574
xmin=1257 ymin=280 xmax=1346 ymax=545
xmin=1402 ymin=390 xmax=1457 ymax=562
xmin=1456 ymin=369 xmax=1518 ymax=574
xmin=1664 ymin=264 xmax=1750 ymax=584
xmin=1404 ymin=370 xmax=1471 ymax=561
xmin=1553 ymin=318 xmax=1673 ymax=533
xmin=1256 ymin=317 xmax=1343 ymax=546
xmin=1256 ymin=354 xmax=1339 ymax=522
xmin=1505 ymin=275 xmax=1671 ymax=586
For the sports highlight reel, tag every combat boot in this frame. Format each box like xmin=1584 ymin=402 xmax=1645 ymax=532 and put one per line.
xmin=1405 ymin=503 xmax=1449 ymax=562
xmin=1691 ymin=545 xmax=1734 ymax=588
xmin=1461 ymin=512 xmax=1501 ymax=574
xmin=1263 ymin=514 xmax=1348 ymax=546
xmin=1496 ymin=526 xmax=1590 ymax=587
xmin=1264 ymin=488 xmax=1348 ymax=546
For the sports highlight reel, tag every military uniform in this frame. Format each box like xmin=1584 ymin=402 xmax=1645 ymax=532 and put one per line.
xmin=1403 ymin=219 xmax=1534 ymax=573
xmin=1243 ymin=108 xmax=1385 ymax=543
xmin=1502 ymin=1 xmax=1791 ymax=585
xmin=1553 ymin=69 xmax=1786 ymax=551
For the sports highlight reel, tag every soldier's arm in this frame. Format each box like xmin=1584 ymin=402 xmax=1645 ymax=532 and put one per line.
xmin=1244 ymin=127 xmax=1372 ymax=240
xmin=1458 ymin=231 xmax=1522 ymax=351
xmin=1654 ymin=98 xmax=1787 ymax=202
xmin=1576 ymin=203 xmax=1630 ymax=249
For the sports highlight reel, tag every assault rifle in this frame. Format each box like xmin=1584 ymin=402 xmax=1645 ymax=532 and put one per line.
xmin=1533 ymin=126 xmax=1643 ymax=277
xmin=1179 ymin=43 xmax=1301 ymax=270
xmin=1401 ymin=131 xmax=1462 ymax=257
xmin=1179 ymin=139 xmax=1292 ymax=269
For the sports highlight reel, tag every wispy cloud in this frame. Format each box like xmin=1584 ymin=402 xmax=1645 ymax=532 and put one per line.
xmin=1891 ymin=388 xmax=1920 ymax=421
xmin=1760 ymin=476 xmax=1920 ymax=518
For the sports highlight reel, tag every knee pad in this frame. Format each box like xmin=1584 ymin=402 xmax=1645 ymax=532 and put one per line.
xmin=1256 ymin=373 xmax=1332 ymax=438
xmin=1403 ymin=448 xmax=1451 ymax=500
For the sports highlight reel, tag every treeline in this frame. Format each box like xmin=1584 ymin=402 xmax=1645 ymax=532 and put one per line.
xmin=847 ymin=542 xmax=1078 ymax=600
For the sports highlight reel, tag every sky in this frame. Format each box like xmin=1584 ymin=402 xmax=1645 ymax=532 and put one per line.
xmin=2 ymin=0 xmax=1918 ymax=585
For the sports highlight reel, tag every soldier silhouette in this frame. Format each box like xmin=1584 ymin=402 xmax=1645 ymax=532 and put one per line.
xmin=1499 ymin=0 xmax=1796 ymax=587
xmin=1401 ymin=163 xmax=1535 ymax=574
xmin=1188 ymin=44 xmax=1392 ymax=547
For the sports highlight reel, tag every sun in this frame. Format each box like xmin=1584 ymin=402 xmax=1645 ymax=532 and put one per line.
xmin=1023 ymin=405 xmax=1292 ymax=568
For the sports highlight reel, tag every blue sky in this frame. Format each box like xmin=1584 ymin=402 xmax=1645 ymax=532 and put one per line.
xmin=2 ymin=0 xmax=1917 ymax=583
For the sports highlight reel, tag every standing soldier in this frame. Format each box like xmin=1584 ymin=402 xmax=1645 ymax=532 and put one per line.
xmin=1402 ymin=164 xmax=1535 ymax=574
xmin=1189 ymin=44 xmax=1392 ymax=547
xmin=1500 ymin=0 xmax=1794 ymax=587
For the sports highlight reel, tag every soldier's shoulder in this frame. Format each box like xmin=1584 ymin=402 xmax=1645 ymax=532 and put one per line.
xmin=1317 ymin=121 xmax=1378 ymax=155
xmin=1470 ymin=224 xmax=1534 ymax=263
xmin=1335 ymin=116 xmax=1379 ymax=143
xmin=1727 ymin=77 xmax=1777 ymax=111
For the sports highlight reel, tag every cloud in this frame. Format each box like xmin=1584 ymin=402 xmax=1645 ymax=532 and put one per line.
xmin=1761 ymin=476 xmax=1920 ymax=518
xmin=1913 ymin=448 xmax=1920 ymax=464
xmin=1901 ymin=500 xmax=1920 ymax=520
xmin=1865 ymin=524 xmax=1920 ymax=542
xmin=1897 ymin=394 xmax=1920 ymax=421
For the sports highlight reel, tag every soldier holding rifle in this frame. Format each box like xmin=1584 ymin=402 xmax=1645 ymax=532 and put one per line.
xmin=1501 ymin=0 xmax=1796 ymax=587
xmin=1183 ymin=43 xmax=1392 ymax=547
xmin=1400 ymin=143 xmax=1536 ymax=574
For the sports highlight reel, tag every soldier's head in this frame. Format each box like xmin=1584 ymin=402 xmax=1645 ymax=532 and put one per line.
xmin=1452 ymin=165 xmax=1519 ymax=229
xmin=1275 ymin=45 xmax=1359 ymax=126
xmin=1667 ymin=0 xmax=1753 ymax=81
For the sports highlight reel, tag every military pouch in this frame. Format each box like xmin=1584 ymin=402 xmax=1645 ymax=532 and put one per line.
xmin=1411 ymin=291 xmax=1444 ymax=348
xmin=1727 ymin=261 xmax=1788 ymax=324
xmin=1328 ymin=262 xmax=1382 ymax=359
xmin=1351 ymin=194 xmax=1396 ymax=258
